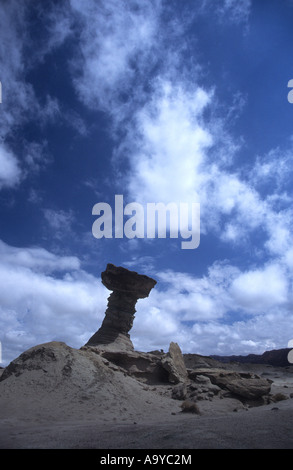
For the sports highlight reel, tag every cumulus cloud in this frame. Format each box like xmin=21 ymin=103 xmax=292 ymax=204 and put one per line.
xmin=230 ymin=264 xmax=289 ymax=312
xmin=0 ymin=241 xmax=107 ymax=365
xmin=132 ymin=261 xmax=292 ymax=355
xmin=1 ymin=238 xmax=291 ymax=365
xmin=126 ymin=80 xmax=213 ymax=205
xmin=0 ymin=240 xmax=80 ymax=273
xmin=119 ymin=74 xmax=293 ymax=273
xmin=110 ymin=68 xmax=293 ymax=279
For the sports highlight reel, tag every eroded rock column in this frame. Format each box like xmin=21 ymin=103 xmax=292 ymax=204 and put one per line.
xmin=85 ymin=263 xmax=157 ymax=351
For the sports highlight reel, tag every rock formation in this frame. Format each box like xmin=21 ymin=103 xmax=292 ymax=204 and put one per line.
xmin=83 ymin=264 xmax=273 ymax=401
xmin=96 ymin=342 xmax=188 ymax=385
xmin=83 ymin=265 xmax=189 ymax=384
xmin=161 ymin=342 xmax=188 ymax=383
xmin=186 ymin=368 xmax=272 ymax=401
xmin=85 ymin=263 xmax=157 ymax=351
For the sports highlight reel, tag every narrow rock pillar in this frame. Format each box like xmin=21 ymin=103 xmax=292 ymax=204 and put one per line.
xmin=85 ymin=263 xmax=157 ymax=351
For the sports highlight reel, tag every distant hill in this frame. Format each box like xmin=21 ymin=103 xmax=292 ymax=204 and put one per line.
xmin=210 ymin=348 xmax=292 ymax=367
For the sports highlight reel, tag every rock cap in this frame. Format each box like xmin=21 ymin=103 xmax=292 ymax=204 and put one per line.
xmin=101 ymin=263 xmax=157 ymax=298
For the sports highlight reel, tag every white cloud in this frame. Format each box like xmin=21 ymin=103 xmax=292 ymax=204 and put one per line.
xmin=132 ymin=261 xmax=292 ymax=355
xmin=0 ymin=240 xmax=107 ymax=365
xmin=0 ymin=239 xmax=291 ymax=365
xmin=230 ymin=264 xmax=289 ymax=312
xmin=250 ymin=147 xmax=293 ymax=194
xmin=284 ymin=248 xmax=293 ymax=271
xmin=62 ymin=0 xmax=291 ymax=273
xmin=120 ymin=78 xmax=270 ymax=246
xmin=43 ymin=209 xmax=76 ymax=240
xmin=45 ymin=4 xmax=74 ymax=52
xmin=218 ymin=0 xmax=251 ymax=23
xmin=57 ymin=0 xmax=266 ymax=262
xmin=0 ymin=1 xmax=63 ymax=191
xmin=153 ymin=268 xmax=231 ymax=322
xmin=190 ymin=314 xmax=283 ymax=357
xmin=126 ymin=81 xmax=213 ymax=205
xmin=69 ymin=0 xmax=162 ymax=112
xmin=23 ymin=140 xmax=51 ymax=174
xmin=117 ymin=72 xmax=293 ymax=271
xmin=0 ymin=240 xmax=80 ymax=273
xmin=200 ymin=0 xmax=251 ymax=25
xmin=0 ymin=1 xmax=31 ymax=137
xmin=0 ymin=143 xmax=21 ymax=188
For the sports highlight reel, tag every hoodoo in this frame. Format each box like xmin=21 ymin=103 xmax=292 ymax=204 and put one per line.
xmin=85 ymin=263 xmax=157 ymax=351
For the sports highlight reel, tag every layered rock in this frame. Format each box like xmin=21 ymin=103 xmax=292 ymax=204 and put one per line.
xmin=186 ymin=368 xmax=272 ymax=401
xmin=85 ymin=264 xmax=157 ymax=351
xmin=89 ymin=342 xmax=188 ymax=385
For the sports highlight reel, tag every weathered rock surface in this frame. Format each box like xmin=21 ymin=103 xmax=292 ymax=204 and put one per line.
xmin=88 ymin=349 xmax=170 ymax=384
xmin=162 ymin=342 xmax=188 ymax=384
xmin=85 ymin=264 xmax=156 ymax=351
xmin=184 ymin=353 xmax=224 ymax=370
xmin=187 ymin=368 xmax=272 ymax=400
xmin=82 ymin=342 xmax=188 ymax=385
xmin=0 ymin=341 xmax=182 ymax=424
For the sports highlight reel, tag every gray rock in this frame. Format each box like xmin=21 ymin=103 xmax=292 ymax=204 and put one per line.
xmin=193 ymin=374 xmax=212 ymax=385
xmin=162 ymin=342 xmax=188 ymax=384
xmin=87 ymin=349 xmax=170 ymax=385
xmin=188 ymin=368 xmax=271 ymax=400
xmin=172 ymin=383 xmax=187 ymax=400
xmin=85 ymin=264 xmax=156 ymax=351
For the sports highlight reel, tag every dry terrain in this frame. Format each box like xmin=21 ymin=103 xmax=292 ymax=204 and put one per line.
xmin=0 ymin=341 xmax=292 ymax=449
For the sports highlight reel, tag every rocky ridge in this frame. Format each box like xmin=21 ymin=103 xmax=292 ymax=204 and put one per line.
xmin=211 ymin=348 xmax=292 ymax=367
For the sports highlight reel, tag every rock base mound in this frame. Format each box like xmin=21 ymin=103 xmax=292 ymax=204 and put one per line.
xmin=0 ymin=341 xmax=180 ymax=424
xmin=0 ymin=339 xmax=280 ymax=428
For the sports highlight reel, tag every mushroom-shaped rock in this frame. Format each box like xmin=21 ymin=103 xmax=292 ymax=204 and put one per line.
xmin=85 ymin=264 xmax=157 ymax=351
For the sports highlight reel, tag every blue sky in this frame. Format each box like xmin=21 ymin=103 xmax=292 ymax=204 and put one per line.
xmin=1 ymin=0 xmax=293 ymax=365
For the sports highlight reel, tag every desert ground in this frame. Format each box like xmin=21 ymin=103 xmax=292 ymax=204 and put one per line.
xmin=0 ymin=341 xmax=293 ymax=449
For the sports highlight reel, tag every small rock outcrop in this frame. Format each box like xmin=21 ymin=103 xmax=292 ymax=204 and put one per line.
xmin=162 ymin=342 xmax=188 ymax=383
xmin=85 ymin=263 xmax=157 ymax=351
xmin=186 ymin=368 xmax=272 ymax=401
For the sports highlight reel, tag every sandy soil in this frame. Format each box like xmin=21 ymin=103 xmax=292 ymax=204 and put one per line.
xmin=0 ymin=342 xmax=293 ymax=449
xmin=1 ymin=402 xmax=293 ymax=449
